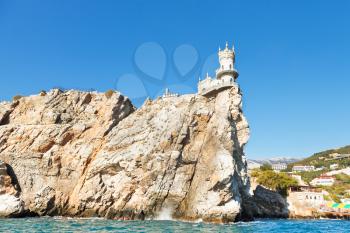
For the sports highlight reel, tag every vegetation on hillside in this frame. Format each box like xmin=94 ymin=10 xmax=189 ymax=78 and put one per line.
xmin=298 ymin=170 xmax=325 ymax=184
xmin=321 ymin=174 xmax=350 ymax=203
xmin=260 ymin=163 xmax=272 ymax=171
xmin=260 ymin=145 xmax=350 ymax=203
xmin=286 ymin=145 xmax=350 ymax=171
xmin=251 ymin=169 xmax=298 ymax=196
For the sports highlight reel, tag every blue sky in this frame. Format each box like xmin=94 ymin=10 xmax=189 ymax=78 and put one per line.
xmin=1 ymin=0 xmax=350 ymax=159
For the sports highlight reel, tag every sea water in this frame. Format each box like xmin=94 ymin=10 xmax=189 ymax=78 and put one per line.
xmin=0 ymin=218 xmax=348 ymax=233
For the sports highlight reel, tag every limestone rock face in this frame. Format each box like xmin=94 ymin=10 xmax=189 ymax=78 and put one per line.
xmin=244 ymin=176 xmax=289 ymax=219
xmin=246 ymin=185 xmax=289 ymax=218
xmin=0 ymin=87 xmax=250 ymax=222
xmin=0 ymin=89 xmax=134 ymax=217
xmin=0 ymin=161 xmax=23 ymax=217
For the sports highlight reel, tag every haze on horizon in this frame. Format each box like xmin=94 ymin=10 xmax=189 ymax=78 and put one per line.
xmin=0 ymin=0 xmax=349 ymax=160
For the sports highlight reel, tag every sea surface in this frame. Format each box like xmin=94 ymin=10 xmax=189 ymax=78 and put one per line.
xmin=0 ymin=218 xmax=349 ymax=233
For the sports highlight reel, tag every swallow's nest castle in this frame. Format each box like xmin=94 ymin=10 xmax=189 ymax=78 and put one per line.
xmin=161 ymin=42 xmax=239 ymax=98
xmin=198 ymin=42 xmax=238 ymax=96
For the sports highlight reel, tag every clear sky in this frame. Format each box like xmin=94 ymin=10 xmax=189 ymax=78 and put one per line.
xmin=1 ymin=0 xmax=350 ymax=159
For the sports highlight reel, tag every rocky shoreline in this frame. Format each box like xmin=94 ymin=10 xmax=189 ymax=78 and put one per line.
xmin=3 ymin=88 xmax=341 ymax=222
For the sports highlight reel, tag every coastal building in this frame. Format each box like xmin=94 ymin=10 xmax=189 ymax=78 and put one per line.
xmin=330 ymin=164 xmax=339 ymax=170
xmin=247 ymin=160 xmax=261 ymax=170
xmin=326 ymin=167 xmax=350 ymax=176
xmin=272 ymin=163 xmax=287 ymax=172
xmin=315 ymin=166 xmax=325 ymax=171
xmin=310 ymin=175 xmax=335 ymax=186
xmin=288 ymin=186 xmax=324 ymax=204
xmin=287 ymin=186 xmax=324 ymax=217
xmin=326 ymin=153 xmax=350 ymax=161
xmin=341 ymin=198 xmax=350 ymax=204
xmin=292 ymin=165 xmax=315 ymax=172
xmin=198 ymin=42 xmax=238 ymax=96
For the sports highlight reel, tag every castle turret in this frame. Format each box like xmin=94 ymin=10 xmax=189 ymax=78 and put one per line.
xmin=216 ymin=42 xmax=238 ymax=80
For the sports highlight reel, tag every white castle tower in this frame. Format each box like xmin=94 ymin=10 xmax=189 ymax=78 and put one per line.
xmin=216 ymin=41 xmax=238 ymax=80
xmin=198 ymin=42 xmax=238 ymax=96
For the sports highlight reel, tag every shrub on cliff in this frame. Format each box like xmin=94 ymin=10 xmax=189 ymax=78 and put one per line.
xmin=105 ymin=89 xmax=115 ymax=99
xmin=12 ymin=95 xmax=23 ymax=102
xmin=252 ymin=169 xmax=298 ymax=196
xmin=40 ymin=90 xmax=47 ymax=96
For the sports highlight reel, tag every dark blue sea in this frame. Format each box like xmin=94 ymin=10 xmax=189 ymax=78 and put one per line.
xmin=0 ymin=218 xmax=348 ymax=232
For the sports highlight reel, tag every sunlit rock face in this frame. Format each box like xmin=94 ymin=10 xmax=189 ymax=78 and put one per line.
xmin=0 ymin=86 xmax=250 ymax=223
xmin=0 ymin=89 xmax=135 ymax=217
xmin=0 ymin=161 xmax=23 ymax=217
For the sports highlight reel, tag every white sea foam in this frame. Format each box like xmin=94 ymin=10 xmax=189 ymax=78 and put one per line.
xmin=155 ymin=206 xmax=174 ymax=221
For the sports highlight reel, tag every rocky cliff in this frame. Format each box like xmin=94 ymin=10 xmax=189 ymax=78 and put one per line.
xmin=245 ymin=181 xmax=289 ymax=218
xmin=0 ymin=86 xmax=250 ymax=223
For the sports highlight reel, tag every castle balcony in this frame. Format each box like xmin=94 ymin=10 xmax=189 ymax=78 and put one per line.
xmin=198 ymin=77 xmax=238 ymax=97
xmin=215 ymin=68 xmax=239 ymax=80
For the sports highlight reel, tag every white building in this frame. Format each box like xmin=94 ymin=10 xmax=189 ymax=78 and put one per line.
xmin=292 ymin=165 xmax=315 ymax=172
xmin=310 ymin=176 xmax=335 ymax=186
xmin=288 ymin=186 xmax=324 ymax=213
xmin=341 ymin=198 xmax=350 ymax=204
xmin=290 ymin=191 xmax=324 ymax=205
xmin=198 ymin=42 xmax=238 ymax=96
xmin=315 ymin=166 xmax=325 ymax=171
xmin=330 ymin=164 xmax=339 ymax=170
xmin=247 ymin=160 xmax=261 ymax=170
xmin=326 ymin=167 xmax=350 ymax=176
xmin=272 ymin=163 xmax=287 ymax=172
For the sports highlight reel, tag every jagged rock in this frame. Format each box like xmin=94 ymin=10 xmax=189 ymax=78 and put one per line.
xmin=0 ymin=102 xmax=13 ymax=126
xmin=0 ymin=161 xmax=23 ymax=217
xmin=0 ymin=87 xmax=250 ymax=222
xmin=31 ymin=186 xmax=56 ymax=215
xmin=0 ymin=89 xmax=134 ymax=217
xmin=246 ymin=185 xmax=289 ymax=218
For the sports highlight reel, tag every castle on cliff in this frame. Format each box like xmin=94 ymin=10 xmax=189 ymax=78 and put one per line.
xmin=198 ymin=42 xmax=239 ymax=96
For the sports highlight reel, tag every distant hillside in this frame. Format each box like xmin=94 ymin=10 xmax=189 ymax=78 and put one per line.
xmin=247 ymin=157 xmax=301 ymax=170
xmin=249 ymin=157 xmax=301 ymax=165
xmin=287 ymin=145 xmax=350 ymax=170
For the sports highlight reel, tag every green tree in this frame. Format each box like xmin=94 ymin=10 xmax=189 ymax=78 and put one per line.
xmin=260 ymin=163 xmax=272 ymax=171
xmin=252 ymin=169 xmax=298 ymax=196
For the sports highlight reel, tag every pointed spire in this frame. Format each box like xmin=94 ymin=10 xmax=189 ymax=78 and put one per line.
xmin=206 ymin=72 xmax=209 ymax=78
xmin=225 ymin=41 xmax=228 ymax=49
xmin=232 ymin=42 xmax=235 ymax=52
xmin=199 ymin=76 xmax=201 ymax=81
xmin=218 ymin=46 xmax=221 ymax=52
